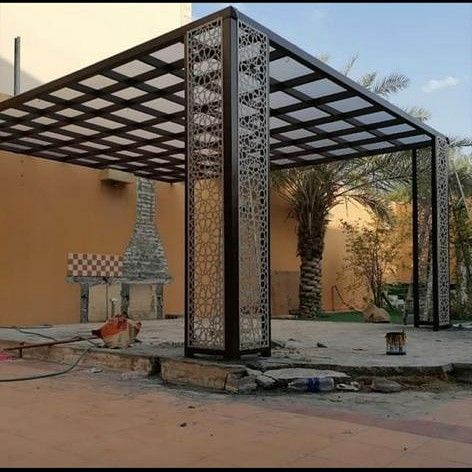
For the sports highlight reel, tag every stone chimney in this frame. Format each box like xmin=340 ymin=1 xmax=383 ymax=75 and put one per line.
xmin=122 ymin=177 xmax=171 ymax=283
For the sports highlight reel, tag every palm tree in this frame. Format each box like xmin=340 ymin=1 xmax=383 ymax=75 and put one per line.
xmin=271 ymin=55 xmax=426 ymax=318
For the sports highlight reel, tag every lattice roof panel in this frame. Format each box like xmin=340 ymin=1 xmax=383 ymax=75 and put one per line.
xmin=0 ymin=7 xmax=444 ymax=182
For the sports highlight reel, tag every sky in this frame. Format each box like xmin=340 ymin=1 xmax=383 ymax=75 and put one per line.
xmin=192 ymin=2 xmax=472 ymax=143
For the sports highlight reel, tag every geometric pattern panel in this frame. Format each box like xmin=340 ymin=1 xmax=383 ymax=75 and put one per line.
xmin=186 ymin=18 xmax=225 ymax=350
xmin=434 ymin=136 xmax=450 ymax=327
xmin=67 ymin=253 xmax=123 ymax=277
xmin=238 ymin=21 xmax=270 ymax=350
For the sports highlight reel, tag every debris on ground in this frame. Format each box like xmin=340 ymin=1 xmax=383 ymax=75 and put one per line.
xmin=88 ymin=367 xmax=103 ymax=374
xmin=271 ymin=339 xmax=286 ymax=349
xmin=284 ymin=340 xmax=305 ymax=349
xmin=255 ymin=374 xmax=277 ymax=389
xmin=0 ymin=351 xmax=13 ymax=362
xmin=336 ymin=381 xmax=360 ymax=392
xmin=452 ymin=322 xmax=472 ymax=330
xmin=120 ymin=371 xmax=145 ymax=381
xmin=225 ymin=373 xmax=258 ymax=394
xmin=371 ymin=377 xmax=403 ymax=393
xmin=317 ymin=342 xmax=327 ymax=348
xmin=92 ymin=315 xmax=141 ymax=349
xmin=288 ymin=376 xmax=335 ymax=393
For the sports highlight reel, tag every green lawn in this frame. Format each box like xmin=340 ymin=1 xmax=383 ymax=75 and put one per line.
xmin=317 ymin=309 xmax=403 ymax=324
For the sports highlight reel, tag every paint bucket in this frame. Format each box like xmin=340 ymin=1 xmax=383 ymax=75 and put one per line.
xmin=385 ymin=331 xmax=406 ymax=355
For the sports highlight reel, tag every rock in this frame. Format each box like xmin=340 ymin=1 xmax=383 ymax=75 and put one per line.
xmin=362 ymin=302 xmax=390 ymax=323
xmin=246 ymin=358 xmax=294 ymax=372
xmin=271 ymin=339 xmax=286 ymax=349
xmin=317 ymin=342 xmax=327 ymax=348
xmin=225 ymin=374 xmax=257 ymax=394
xmin=264 ymin=368 xmax=350 ymax=386
xmin=237 ymin=376 xmax=258 ymax=394
xmin=255 ymin=374 xmax=277 ymax=389
xmin=336 ymin=381 xmax=360 ymax=392
xmin=371 ymin=377 xmax=402 ymax=393
xmin=88 ymin=367 xmax=103 ymax=374
xmin=285 ymin=340 xmax=305 ymax=349
xmin=245 ymin=368 xmax=263 ymax=377
xmin=161 ymin=358 xmax=246 ymax=391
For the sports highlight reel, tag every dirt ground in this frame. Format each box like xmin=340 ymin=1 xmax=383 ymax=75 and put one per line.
xmin=1 ymin=358 xmax=471 ymax=468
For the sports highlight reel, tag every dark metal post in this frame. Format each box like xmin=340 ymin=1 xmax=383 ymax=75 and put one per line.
xmin=14 ymin=37 xmax=21 ymax=96
xmin=411 ymin=149 xmax=420 ymax=327
xmin=222 ymin=15 xmax=241 ymax=358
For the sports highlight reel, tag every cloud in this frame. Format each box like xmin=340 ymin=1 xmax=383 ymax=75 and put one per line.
xmin=422 ymin=76 xmax=460 ymax=93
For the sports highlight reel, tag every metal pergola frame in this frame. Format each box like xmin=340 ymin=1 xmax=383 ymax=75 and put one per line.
xmin=0 ymin=7 xmax=450 ymax=358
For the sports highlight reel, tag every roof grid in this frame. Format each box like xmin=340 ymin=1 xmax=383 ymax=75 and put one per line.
xmin=0 ymin=6 xmax=441 ymax=182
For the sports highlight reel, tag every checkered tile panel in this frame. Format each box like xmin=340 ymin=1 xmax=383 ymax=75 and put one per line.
xmin=67 ymin=253 xmax=123 ymax=277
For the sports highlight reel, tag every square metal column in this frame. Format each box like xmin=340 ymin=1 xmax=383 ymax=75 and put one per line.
xmin=185 ymin=14 xmax=271 ymax=358
xmin=412 ymin=136 xmax=450 ymax=329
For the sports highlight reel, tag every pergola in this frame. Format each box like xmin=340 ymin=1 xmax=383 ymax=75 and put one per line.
xmin=0 ymin=7 xmax=450 ymax=358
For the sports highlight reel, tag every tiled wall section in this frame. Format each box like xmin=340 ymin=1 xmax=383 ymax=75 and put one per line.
xmin=67 ymin=253 xmax=123 ymax=278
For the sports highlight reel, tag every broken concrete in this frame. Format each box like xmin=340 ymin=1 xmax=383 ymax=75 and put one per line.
xmin=255 ymin=374 xmax=277 ymax=389
xmin=371 ymin=377 xmax=403 ymax=393
xmin=160 ymin=357 xmax=246 ymax=391
xmin=1 ymin=319 xmax=471 ymax=394
xmin=225 ymin=374 xmax=258 ymax=394
xmin=264 ymin=368 xmax=350 ymax=387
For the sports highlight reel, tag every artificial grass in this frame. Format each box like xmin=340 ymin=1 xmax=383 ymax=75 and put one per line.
xmin=317 ymin=309 xmax=403 ymax=324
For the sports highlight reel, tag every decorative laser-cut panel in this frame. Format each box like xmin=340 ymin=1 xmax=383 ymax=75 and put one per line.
xmin=186 ymin=18 xmax=225 ymax=350
xmin=415 ymin=147 xmax=434 ymax=323
xmin=67 ymin=253 xmax=122 ymax=277
xmin=237 ymin=21 xmax=270 ymax=350
xmin=434 ymin=136 xmax=450 ymax=327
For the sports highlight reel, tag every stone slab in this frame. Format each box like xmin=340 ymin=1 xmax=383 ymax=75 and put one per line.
xmin=160 ymin=357 xmax=246 ymax=391
xmin=264 ymin=368 xmax=350 ymax=386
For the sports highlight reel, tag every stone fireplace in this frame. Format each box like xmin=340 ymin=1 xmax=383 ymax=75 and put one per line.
xmin=121 ymin=177 xmax=171 ymax=319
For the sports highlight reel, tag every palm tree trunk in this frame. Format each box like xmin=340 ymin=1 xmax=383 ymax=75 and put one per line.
xmin=298 ymin=230 xmax=325 ymax=318
xmin=299 ymin=254 xmax=323 ymax=318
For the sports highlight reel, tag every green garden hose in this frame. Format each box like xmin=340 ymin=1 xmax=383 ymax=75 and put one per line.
xmin=0 ymin=348 xmax=92 ymax=383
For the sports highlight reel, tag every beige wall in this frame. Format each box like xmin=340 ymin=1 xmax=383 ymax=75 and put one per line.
xmin=0 ymin=147 xmax=377 ymax=325
xmin=0 ymin=2 xmax=390 ymax=322
xmin=0 ymin=2 xmax=191 ymax=94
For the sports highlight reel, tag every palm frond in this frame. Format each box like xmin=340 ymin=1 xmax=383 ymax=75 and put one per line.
xmin=448 ymin=135 xmax=472 ymax=148
xmin=345 ymin=189 xmax=393 ymax=222
xmin=317 ymin=52 xmax=331 ymax=63
xmin=341 ymin=53 xmax=359 ymax=76
xmin=403 ymin=106 xmax=431 ymax=122
xmin=358 ymin=72 xmax=377 ymax=89
xmin=372 ymin=73 xmax=410 ymax=97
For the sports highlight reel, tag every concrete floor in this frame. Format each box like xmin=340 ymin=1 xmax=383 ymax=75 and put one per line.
xmin=1 ymin=318 xmax=471 ymax=368
xmin=0 ymin=358 xmax=471 ymax=467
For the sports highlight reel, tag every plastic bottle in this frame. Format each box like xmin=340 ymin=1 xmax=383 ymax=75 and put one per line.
xmin=288 ymin=376 xmax=335 ymax=393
